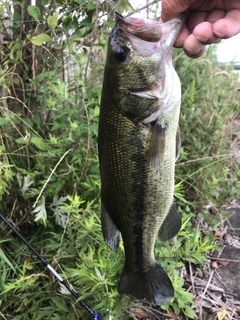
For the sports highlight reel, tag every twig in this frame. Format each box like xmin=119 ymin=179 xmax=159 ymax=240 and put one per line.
xmin=208 ymin=256 xmax=240 ymax=263
xmin=203 ymin=270 xmax=214 ymax=296
xmin=189 ymin=262 xmax=195 ymax=294
xmin=176 ymin=153 xmax=236 ymax=166
xmin=213 ymin=270 xmax=227 ymax=289
xmin=2 ymin=208 xmax=31 ymax=240
xmin=0 ymin=97 xmax=32 ymax=116
xmin=33 ymin=148 xmax=72 ymax=208
xmin=84 ymin=0 xmax=99 ymax=82
xmin=193 ymin=277 xmax=224 ymax=293
xmin=125 ymin=0 xmax=161 ymax=17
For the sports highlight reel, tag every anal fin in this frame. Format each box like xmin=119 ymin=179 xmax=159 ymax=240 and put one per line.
xmin=158 ymin=201 xmax=181 ymax=242
xmin=101 ymin=201 xmax=120 ymax=251
xmin=149 ymin=121 xmax=168 ymax=169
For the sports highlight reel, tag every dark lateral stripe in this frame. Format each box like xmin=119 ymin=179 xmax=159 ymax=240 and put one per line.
xmin=130 ymin=124 xmax=148 ymax=272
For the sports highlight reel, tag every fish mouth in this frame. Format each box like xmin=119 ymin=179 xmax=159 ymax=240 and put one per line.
xmin=115 ymin=12 xmax=185 ymax=45
xmin=115 ymin=12 xmax=162 ymax=42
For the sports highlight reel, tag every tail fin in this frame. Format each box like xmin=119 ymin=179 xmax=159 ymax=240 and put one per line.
xmin=118 ymin=262 xmax=174 ymax=305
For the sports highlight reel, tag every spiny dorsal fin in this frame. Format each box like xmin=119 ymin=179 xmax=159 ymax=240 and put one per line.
xmin=101 ymin=201 xmax=120 ymax=251
xmin=149 ymin=121 xmax=168 ymax=169
xmin=158 ymin=201 xmax=181 ymax=242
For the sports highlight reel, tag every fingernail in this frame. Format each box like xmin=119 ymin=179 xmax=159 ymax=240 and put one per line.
xmin=185 ymin=46 xmax=202 ymax=55
xmin=174 ymin=41 xmax=182 ymax=48
xmin=213 ymin=30 xmax=225 ymax=38
xmin=195 ymin=36 xmax=208 ymax=43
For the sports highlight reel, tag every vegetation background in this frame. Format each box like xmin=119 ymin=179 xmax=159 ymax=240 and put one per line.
xmin=0 ymin=0 xmax=239 ymax=319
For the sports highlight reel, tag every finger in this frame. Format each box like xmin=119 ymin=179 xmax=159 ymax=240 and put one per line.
xmin=174 ymin=27 xmax=190 ymax=47
xmin=186 ymin=11 xmax=209 ymax=32
xmin=183 ymin=34 xmax=206 ymax=58
xmin=190 ymin=10 xmax=226 ymax=44
xmin=193 ymin=21 xmax=222 ymax=44
xmin=184 ymin=46 xmax=206 ymax=58
xmin=213 ymin=9 xmax=240 ymax=38
xmin=161 ymin=0 xmax=193 ymax=22
xmin=193 ymin=21 xmax=216 ymax=42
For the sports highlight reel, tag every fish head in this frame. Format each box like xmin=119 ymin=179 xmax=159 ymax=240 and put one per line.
xmin=103 ymin=13 xmax=185 ymax=122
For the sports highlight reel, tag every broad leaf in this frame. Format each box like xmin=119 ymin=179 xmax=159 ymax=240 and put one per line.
xmin=31 ymin=136 xmax=47 ymax=151
xmin=15 ymin=137 xmax=29 ymax=144
xmin=47 ymin=12 xmax=59 ymax=30
xmin=30 ymin=34 xmax=51 ymax=46
xmin=27 ymin=5 xmax=41 ymax=21
xmin=0 ymin=117 xmax=8 ymax=126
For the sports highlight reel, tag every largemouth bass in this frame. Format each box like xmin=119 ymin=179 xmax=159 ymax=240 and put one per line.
xmin=98 ymin=13 xmax=184 ymax=305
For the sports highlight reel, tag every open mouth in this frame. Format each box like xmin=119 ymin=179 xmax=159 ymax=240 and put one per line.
xmin=115 ymin=12 xmax=162 ymax=42
xmin=115 ymin=12 xmax=185 ymax=45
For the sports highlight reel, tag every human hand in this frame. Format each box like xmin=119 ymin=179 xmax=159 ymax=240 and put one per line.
xmin=161 ymin=0 xmax=240 ymax=58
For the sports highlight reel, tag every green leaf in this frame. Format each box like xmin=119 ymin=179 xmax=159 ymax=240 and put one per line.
xmin=17 ymin=174 xmax=33 ymax=195
xmin=70 ymin=29 xmax=82 ymax=41
xmin=52 ymin=297 xmax=69 ymax=311
xmin=53 ymin=41 xmax=63 ymax=49
xmin=31 ymin=136 xmax=47 ymax=151
xmin=0 ymin=117 xmax=8 ymax=126
xmin=33 ymin=199 xmax=47 ymax=222
xmin=13 ymin=1 xmax=24 ymax=8
xmin=80 ymin=16 xmax=93 ymax=28
xmin=27 ymin=5 xmax=41 ymax=22
xmin=118 ymin=0 xmax=134 ymax=14
xmin=13 ymin=77 xmax=20 ymax=85
xmin=62 ymin=15 xmax=72 ymax=31
xmin=47 ymin=12 xmax=59 ymax=30
xmin=30 ymin=34 xmax=51 ymax=46
xmin=13 ymin=12 xmax=22 ymax=23
xmin=36 ymin=73 xmax=45 ymax=83
xmin=15 ymin=137 xmax=29 ymax=144
xmin=0 ymin=248 xmax=15 ymax=271
xmin=184 ymin=306 xmax=196 ymax=319
xmin=88 ymin=2 xmax=96 ymax=10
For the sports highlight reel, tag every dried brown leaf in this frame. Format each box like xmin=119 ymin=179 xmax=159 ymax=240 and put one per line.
xmin=130 ymin=308 xmax=149 ymax=319
xmin=218 ymin=260 xmax=229 ymax=267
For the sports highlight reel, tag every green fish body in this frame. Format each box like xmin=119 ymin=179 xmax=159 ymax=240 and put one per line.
xmin=98 ymin=13 xmax=184 ymax=305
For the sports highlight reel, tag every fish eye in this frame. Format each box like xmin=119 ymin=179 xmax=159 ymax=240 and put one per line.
xmin=113 ymin=46 xmax=129 ymax=62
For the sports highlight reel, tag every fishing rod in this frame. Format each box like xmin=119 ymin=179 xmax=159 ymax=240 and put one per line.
xmin=0 ymin=213 xmax=101 ymax=320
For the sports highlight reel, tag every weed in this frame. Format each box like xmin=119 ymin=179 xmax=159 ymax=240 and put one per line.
xmin=0 ymin=1 xmax=239 ymax=319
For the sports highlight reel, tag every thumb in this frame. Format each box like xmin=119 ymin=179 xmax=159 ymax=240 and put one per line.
xmin=161 ymin=0 xmax=192 ymax=22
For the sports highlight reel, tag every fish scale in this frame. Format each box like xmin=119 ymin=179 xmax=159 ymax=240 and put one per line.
xmin=98 ymin=13 xmax=185 ymax=305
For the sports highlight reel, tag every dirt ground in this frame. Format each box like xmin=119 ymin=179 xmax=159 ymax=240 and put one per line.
xmin=194 ymin=201 xmax=240 ymax=320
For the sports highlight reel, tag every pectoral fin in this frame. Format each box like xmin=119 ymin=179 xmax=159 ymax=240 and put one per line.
xmin=158 ymin=201 xmax=181 ymax=242
xmin=101 ymin=201 xmax=120 ymax=251
xmin=175 ymin=125 xmax=181 ymax=161
xmin=149 ymin=121 xmax=168 ymax=169
xmin=129 ymin=90 xmax=158 ymax=100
